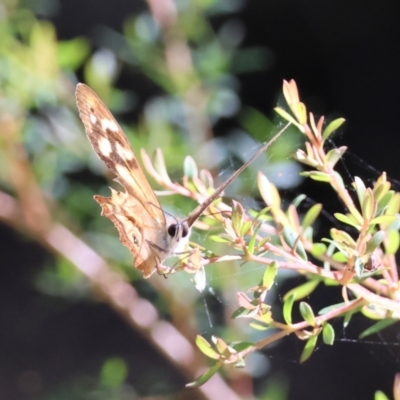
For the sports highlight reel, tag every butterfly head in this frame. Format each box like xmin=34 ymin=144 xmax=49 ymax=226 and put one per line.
xmin=165 ymin=218 xmax=191 ymax=253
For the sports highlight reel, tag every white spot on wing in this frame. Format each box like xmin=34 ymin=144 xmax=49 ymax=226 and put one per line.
xmin=98 ymin=137 xmax=112 ymax=157
xmin=101 ymin=118 xmax=119 ymax=132
xmin=90 ymin=114 xmax=97 ymax=124
xmin=116 ymin=142 xmax=134 ymax=160
xmin=116 ymin=164 xmax=135 ymax=185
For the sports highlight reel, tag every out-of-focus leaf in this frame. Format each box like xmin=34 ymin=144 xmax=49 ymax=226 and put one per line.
xmin=300 ymin=335 xmax=318 ymax=363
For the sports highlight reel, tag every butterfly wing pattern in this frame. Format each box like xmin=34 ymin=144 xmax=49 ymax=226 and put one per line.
xmin=76 ymin=83 xmax=170 ymax=277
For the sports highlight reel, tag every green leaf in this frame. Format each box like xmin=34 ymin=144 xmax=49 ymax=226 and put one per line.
xmin=365 ymin=230 xmax=385 ymax=253
xmin=183 ymin=156 xmax=198 ymax=179
xmin=322 ymin=323 xmax=335 ymax=345
xmin=195 ymin=335 xmax=220 ymax=360
xmin=240 ymin=107 xmax=275 ymax=141
xmin=362 ymin=189 xmax=374 ymax=220
xmin=299 ymin=302 xmax=316 ymax=326
xmin=374 ymin=390 xmax=390 ymax=400
xmin=300 ymin=335 xmax=318 ymax=363
xmin=57 ymin=37 xmax=90 ymax=70
xmin=247 ymin=223 xmax=262 ymax=255
xmin=231 ymin=307 xmax=247 ymax=319
xmin=300 ymin=171 xmax=332 ymax=182
xmin=250 ymin=322 xmax=270 ymax=331
xmin=353 ymin=176 xmax=366 ymax=207
xmin=359 ymin=319 xmax=397 ymax=339
xmin=370 ymin=215 xmax=397 ymax=225
xmin=210 ymin=235 xmax=233 ymax=243
xmin=282 ymin=226 xmax=307 ymax=260
xmin=232 ymin=200 xmax=244 ymax=236
xmin=354 ymin=258 xmax=364 ymax=278
xmin=377 ymin=190 xmax=394 ymax=211
xmin=292 ymin=194 xmax=307 ymax=207
xmin=283 ymin=280 xmax=320 ymax=302
xmin=330 ymin=228 xmax=357 ymax=246
xmin=302 ymin=203 xmax=322 ymax=230
xmin=310 ymin=242 xmax=327 ymax=257
xmin=334 ymin=213 xmax=360 ymax=228
xmin=318 ymin=302 xmax=347 ymax=315
xmin=343 ymin=310 xmax=354 ymax=328
xmin=325 ymin=146 xmax=347 ymax=168
xmin=274 ymin=107 xmax=305 ymax=132
xmin=322 ymin=117 xmax=346 ymax=140
xmin=240 ymin=221 xmax=253 ymax=237
xmin=186 ymin=362 xmax=223 ymax=387
xmin=263 ymin=261 xmax=278 ymax=289
xmin=387 ymin=230 xmax=400 ymax=255
xmin=332 ymin=251 xmax=348 ymax=262
xmin=231 ymin=341 xmax=254 ymax=352
xmin=283 ymin=293 xmax=295 ymax=325
xmin=101 ymin=357 xmax=128 ymax=387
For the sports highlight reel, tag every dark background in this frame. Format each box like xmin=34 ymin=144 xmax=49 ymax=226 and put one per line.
xmin=2 ymin=0 xmax=400 ymax=399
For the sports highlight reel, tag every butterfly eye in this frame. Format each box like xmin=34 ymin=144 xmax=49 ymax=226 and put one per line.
xmin=181 ymin=224 xmax=189 ymax=238
xmin=168 ymin=224 xmax=177 ymax=237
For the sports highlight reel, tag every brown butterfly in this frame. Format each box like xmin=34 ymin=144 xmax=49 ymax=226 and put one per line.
xmin=76 ymin=83 xmax=287 ymax=278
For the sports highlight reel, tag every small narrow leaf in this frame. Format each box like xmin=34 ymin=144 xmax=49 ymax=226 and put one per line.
xmin=183 ymin=156 xmax=198 ymax=179
xmin=283 ymin=293 xmax=295 ymax=325
xmin=283 ymin=280 xmax=320 ymax=302
xmin=330 ymin=228 xmax=357 ymax=246
xmin=322 ymin=117 xmax=346 ymax=140
xmin=359 ymin=319 xmax=397 ymax=339
xmin=247 ymin=223 xmax=262 ymax=255
xmin=311 ymin=242 xmax=327 ymax=257
xmin=343 ymin=311 xmax=353 ymax=328
xmin=354 ymin=258 xmax=364 ymax=278
xmin=325 ymin=146 xmax=347 ymax=168
xmin=353 ymin=176 xmax=366 ymax=207
xmin=300 ymin=171 xmax=332 ymax=182
xmin=186 ymin=362 xmax=223 ymax=387
xmin=232 ymin=200 xmax=245 ymax=237
xmin=263 ymin=261 xmax=278 ymax=289
xmin=387 ymin=230 xmax=400 ymax=255
xmin=302 ymin=203 xmax=322 ymax=229
xmin=370 ymin=215 xmax=397 ymax=225
xmin=365 ymin=230 xmax=385 ymax=253
xmin=300 ymin=335 xmax=318 ymax=363
xmin=334 ymin=213 xmax=360 ymax=228
xmin=318 ymin=302 xmax=347 ymax=315
xmin=374 ymin=391 xmax=390 ymax=400
xmin=195 ymin=336 xmax=220 ymax=360
xmin=292 ymin=194 xmax=307 ymax=207
xmin=231 ymin=341 xmax=254 ymax=352
xmin=362 ymin=189 xmax=375 ymax=221
xmin=299 ymin=302 xmax=316 ymax=326
xmin=258 ymin=173 xmax=281 ymax=208
xmin=282 ymin=226 xmax=308 ymax=260
xmin=322 ymin=323 xmax=335 ymax=345
xmin=274 ymin=107 xmax=305 ymax=132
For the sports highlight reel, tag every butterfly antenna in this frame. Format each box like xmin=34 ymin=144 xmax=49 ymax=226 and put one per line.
xmin=185 ymin=122 xmax=291 ymax=227
xmin=148 ymin=202 xmax=179 ymax=223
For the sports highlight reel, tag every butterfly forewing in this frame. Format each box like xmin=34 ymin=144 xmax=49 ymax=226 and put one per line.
xmin=76 ymin=84 xmax=162 ymax=217
xmin=76 ymin=83 xmax=168 ymax=277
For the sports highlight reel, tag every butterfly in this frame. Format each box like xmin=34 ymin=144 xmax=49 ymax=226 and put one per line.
xmin=75 ymin=83 xmax=287 ymax=278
